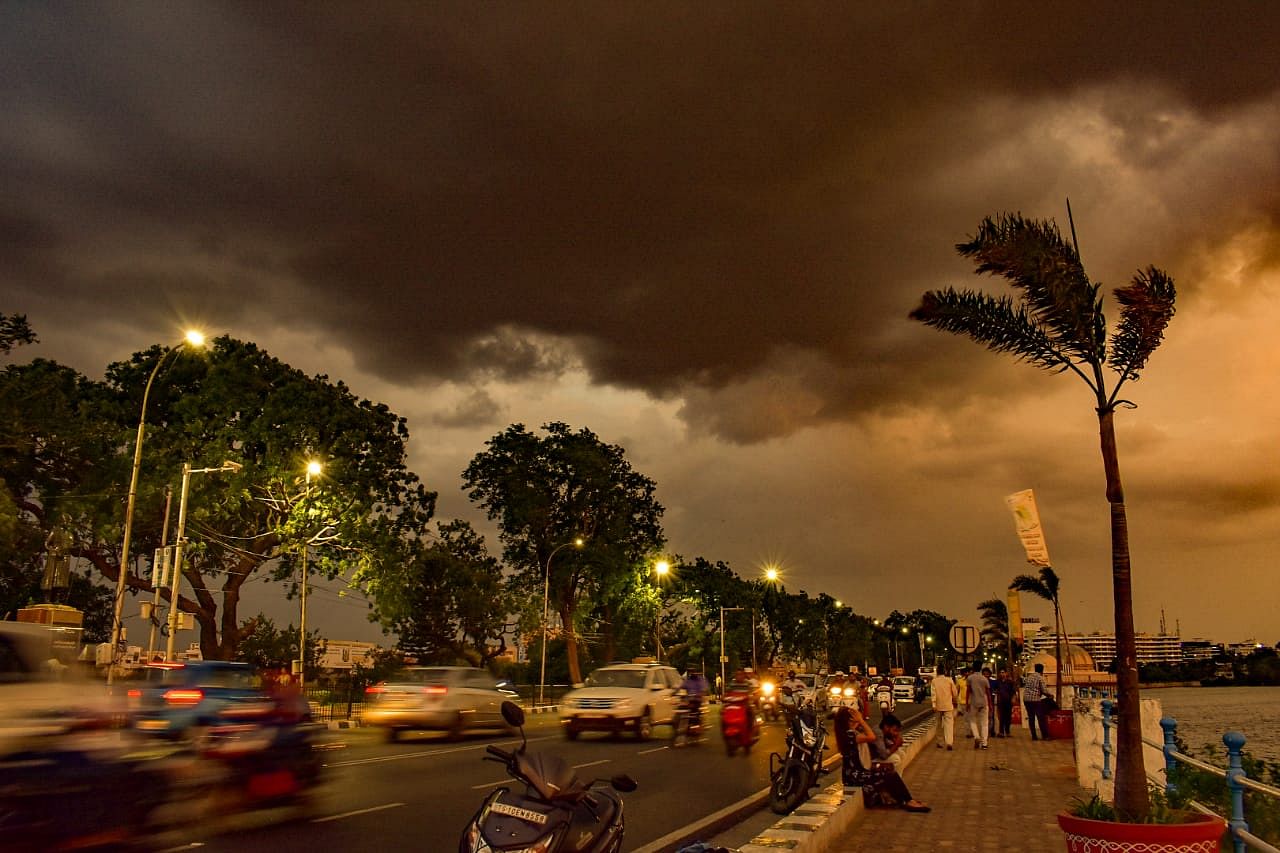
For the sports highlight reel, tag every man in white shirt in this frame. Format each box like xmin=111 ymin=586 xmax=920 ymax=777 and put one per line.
xmin=930 ymin=666 xmax=958 ymax=750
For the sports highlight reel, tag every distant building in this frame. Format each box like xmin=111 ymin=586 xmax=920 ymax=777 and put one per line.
xmin=1228 ymin=640 xmax=1267 ymax=657
xmin=1023 ymin=630 xmax=1182 ymax=668
xmin=1180 ymin=639 xmax=1221 ymax=661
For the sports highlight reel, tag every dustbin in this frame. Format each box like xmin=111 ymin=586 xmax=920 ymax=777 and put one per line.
xmin=1046 ymin=708 xmax=1074 ymax=739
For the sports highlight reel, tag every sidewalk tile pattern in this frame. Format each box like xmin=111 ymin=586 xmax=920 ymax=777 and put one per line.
xmin=827 ymin=730 xmax=1085 ymax=852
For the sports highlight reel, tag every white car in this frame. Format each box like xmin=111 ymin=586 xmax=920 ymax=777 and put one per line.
xmin=559 ymin=663 xmax=681 ymax=741
xmin=892 ymin=676 xmax=917 ymax=701
xmin=363 ymin=666 xmax=515 ymax=742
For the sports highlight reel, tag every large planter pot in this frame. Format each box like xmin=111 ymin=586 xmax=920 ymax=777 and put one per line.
xmin=1046 ymin=708 xmax=1074 ymax=739
xmin=1058 ymin=811 xmax=1226 ymax=853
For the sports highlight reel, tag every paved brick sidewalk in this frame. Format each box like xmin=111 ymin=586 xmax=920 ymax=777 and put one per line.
xmin=827 ymin=728 xmax=1085 ymax=852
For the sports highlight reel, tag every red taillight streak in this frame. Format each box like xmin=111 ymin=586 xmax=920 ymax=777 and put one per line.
xmin=164 ymin=688 xmax=204 ymax=706
xmin=365 ymin=685 xmax=386 ymax=695
xmin=127 ymin=689 xmax=142 ymax=699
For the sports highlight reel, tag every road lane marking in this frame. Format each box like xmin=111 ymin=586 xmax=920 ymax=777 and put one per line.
xmin=471 ymin=779 xmax=509 ymax=790
xmin=311 ymin=802 xmax=406 ymax=823
xmin=637 ymin=745 xmax=668 ymax=754
xmin=326 ymin=734 xmax=557 ymax=767
xmin=571 ymin=759 xmax=610 ymax=769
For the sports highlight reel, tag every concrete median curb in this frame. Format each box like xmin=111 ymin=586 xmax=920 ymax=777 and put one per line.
xmin=734 ymin=712 xmax=937 ymax=853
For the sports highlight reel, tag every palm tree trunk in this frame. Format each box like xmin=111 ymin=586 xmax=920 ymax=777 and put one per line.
xmin=1052 ymin=602 xmax=1064 ymax=706
xmin=1099 ymin=408 xmax=1148 ymax=820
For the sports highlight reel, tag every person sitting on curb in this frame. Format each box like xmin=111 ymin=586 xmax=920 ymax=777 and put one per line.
xmin=873 ymin=711 xmax=906 ymax=770
xmin=833 ymin=704 xmax=930 ymax=812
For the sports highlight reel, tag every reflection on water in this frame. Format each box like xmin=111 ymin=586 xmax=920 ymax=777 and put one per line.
xmin=1154 ymin=686 xmax=1280 ymax=764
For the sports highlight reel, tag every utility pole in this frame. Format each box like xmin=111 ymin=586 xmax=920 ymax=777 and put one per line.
xmin=720 ymin=606 xmax=743 ymax=697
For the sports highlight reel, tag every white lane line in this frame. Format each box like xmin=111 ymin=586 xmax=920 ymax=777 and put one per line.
xmin=327 ymin=734 xmax=557 ymax=768
xmin=471 ymin=778 xmax=509 ymax=790
xmin=572 ymin=759 xmax=611 ymax=770
xmin=311 ymin=802 xmax=406 ymax=823
xmin=637 ymin=745 xmax=668 ymax=754
xmin=157 ymin=845 xmax=205 ymax=852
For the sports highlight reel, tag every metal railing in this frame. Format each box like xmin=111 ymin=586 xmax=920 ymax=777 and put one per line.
xmin=1099 ymin=700 xmax=1280 ymax=853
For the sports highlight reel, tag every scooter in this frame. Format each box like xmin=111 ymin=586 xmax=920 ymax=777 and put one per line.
xmin=758 ymin=681 xmax=781 ymax=721
xmin=672 ymin=693 xmax=705 ymax=748
xmin=874 ymin=683 xmax=895 ymax=714
xmin=461 ymin=701 xmax=637 ymax=853
xmin=720 ymin=691 xmax=760 ymax=756
xmin=768 ymin=692 xmax=829 ymax=814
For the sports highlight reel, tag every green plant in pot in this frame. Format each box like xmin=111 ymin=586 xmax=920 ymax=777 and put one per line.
xmin=1060 ymin=790 xmax=1225 ymax=851
xmin=911 ymin=211 xmax=1177 ymax=824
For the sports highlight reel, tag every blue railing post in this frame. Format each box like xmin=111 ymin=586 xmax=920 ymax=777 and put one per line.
xmin=1160 ymin=717 xmax=1179 ymax=796
xmin=1101 ymin=699 xmax=1114 ymax=780
xmin=1223 ymin=731 xmax=1248 ymax=853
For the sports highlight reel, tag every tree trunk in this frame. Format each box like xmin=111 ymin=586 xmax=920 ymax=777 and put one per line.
xmin=1099 ymin=408 xmax=1148 ymax=820
xmin=559 ymin=601 xmax=582 ymax=685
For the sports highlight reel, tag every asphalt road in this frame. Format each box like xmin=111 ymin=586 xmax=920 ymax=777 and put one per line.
xmin=150 ymin=708 xmax=804 ymax=852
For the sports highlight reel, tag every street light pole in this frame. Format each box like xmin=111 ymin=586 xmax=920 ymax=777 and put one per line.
xmin=165 ymin=460 xmax=241 ymax=662
xmin=720 ymin=606 xmax=743 ymax=698
xmin=539 ymin=537 xmax=583 ymax=708
xmin=298 ymin=461 xmax=322 ymax=690
xmin=109 ymin=332 xmax=203 ymax=684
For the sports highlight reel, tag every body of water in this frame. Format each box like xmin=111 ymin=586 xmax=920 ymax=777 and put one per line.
xmin=1151 ymin=685 xmax=1280 ymax=765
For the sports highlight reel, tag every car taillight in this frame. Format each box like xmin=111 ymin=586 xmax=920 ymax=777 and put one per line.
xmin=127 ymin=689 xmax=141 ymax=699
xmin=422 ymin=686 xmax=447 ymax=695
xmin=365 ymin=685 xmax=386 ymax=695
xmin=164 ymin=688 xmax=204 ymax=706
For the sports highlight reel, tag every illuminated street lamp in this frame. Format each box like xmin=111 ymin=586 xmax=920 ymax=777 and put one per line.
xmin=763 ymin=565 xmax=780 ymax=583
xmin=298 ymin=460 xmax=323 ymax=690
xmin=539 ymin=537 xmax=584 ymax=707
xmin=165 ymin=459 xmax=242 ymax=661
xmin=653 ymin=560 xmax=670 ymax=661
xmin=109 ymin=330 xmax=204 ymax=683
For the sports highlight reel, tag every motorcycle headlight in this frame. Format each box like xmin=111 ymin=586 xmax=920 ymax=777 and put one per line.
xmin=761 ymin=682 xmax=775 ymax=696
xmin=843 ymin=687 xmax=855 ymax=697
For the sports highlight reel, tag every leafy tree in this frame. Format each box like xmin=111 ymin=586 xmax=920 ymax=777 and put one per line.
xmin=375 ymin=519 xmax=513 ymax=666
xmin=1011 ymin=567 xmax=1068 ymax=704
xmin=911 ymin=211 xmax=1177 ymax=819
xmin=0 ymin=314 xmax=37 ymax=356
xmin=53 ymin=337 xmax=435 ymax=661
xmin=235 ymin=612 xmax=323 ymax=677
xmin=462 ymin=422 xmax=664 ymax=684
xmin=0 ymin=359 xmax=118 ymax=635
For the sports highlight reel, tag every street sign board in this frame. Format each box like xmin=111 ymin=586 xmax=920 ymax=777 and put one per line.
xmin=949 ymin=622 xmax=979 ymax=654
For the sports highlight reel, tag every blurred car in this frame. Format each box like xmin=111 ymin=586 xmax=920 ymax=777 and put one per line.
xmin=559 ymin=663 xmax=681 ymax=740
xmin=892 ymin=675 xmax=916 ymax=701
xmin=363 ymin=666 xmax=514 ymax=742
xmin=0 ymin=623 xmax=118 ymax=751
xmin=127 ymin=660 xmax=270 ymax=738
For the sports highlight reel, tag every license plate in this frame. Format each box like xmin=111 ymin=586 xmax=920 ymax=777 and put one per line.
xmin=490 ymin=802 xmax=547 ymax=825
xmin=578 ymin=714 xmax=606 ymax=720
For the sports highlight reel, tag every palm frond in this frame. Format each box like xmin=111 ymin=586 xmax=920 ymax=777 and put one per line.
xmin=957 ymin=214 xmax=1105 ymax=363
xmin=1108 ymin=266 xmax=1176 ymax=382
xmin=909 ymin=288 xmax=1073 ymax=373
xmin=1011 ymin=567 xmax=1060 ymax=603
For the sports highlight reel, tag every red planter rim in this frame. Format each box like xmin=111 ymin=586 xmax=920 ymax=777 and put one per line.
xmin=1059 ymin=810 xmax=1226 ymax=847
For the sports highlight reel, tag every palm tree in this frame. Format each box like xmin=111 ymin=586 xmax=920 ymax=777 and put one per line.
xmin=976 ymin=596 xmax=1018 ymax=669
xmin=910 ymin=211 xmax=1176 ymax=820
xmin=1011 ymin=568 xmax=1067 ymax=705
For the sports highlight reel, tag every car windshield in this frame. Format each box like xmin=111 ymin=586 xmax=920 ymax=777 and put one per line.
xmin=895 ymin=677 xmax=913 ymax=684
xmin=398 ymin=668 xmax=453 ymax=685
xmin=586 ymin=669 xmax=647 ymax=689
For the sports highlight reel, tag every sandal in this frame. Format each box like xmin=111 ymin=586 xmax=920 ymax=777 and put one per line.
xmin=903 ymin=801 xmax=932 ymax=813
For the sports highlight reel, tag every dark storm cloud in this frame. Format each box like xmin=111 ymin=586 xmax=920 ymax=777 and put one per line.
xmin=4 ymin=3 xmax=1280 ymax=440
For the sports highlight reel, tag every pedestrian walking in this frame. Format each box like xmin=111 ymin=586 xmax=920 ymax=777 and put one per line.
xmin=964 ymin=665 xmax=990 ymax=749
xmin=994 ymin=669 xmax=1016 ymax=737
xmin=1022 ymin=663 xmax=1052 ymax=740
xmin=930 ymin=666 xmax=958 ymax=750
xmin=987 ymin=667 xmax=998 ymax=739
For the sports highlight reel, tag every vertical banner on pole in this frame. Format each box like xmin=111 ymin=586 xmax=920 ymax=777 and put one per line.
xmin=1005 ymin=489 xmax=1051 ymax=567
xmin=1007 ymin=588 xmax=1024 ymax=643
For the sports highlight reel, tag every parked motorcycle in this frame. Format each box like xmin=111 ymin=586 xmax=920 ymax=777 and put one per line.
xmin=768 ymin=693 xmax=829 ymax=814
xmin=720 ymin=691 xmax=759 ymax=756
xmin=461 ymin=701 xmax=637 ymax=853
